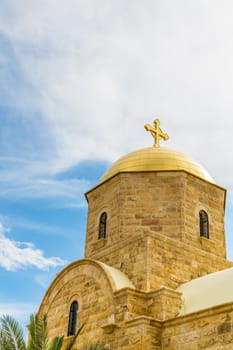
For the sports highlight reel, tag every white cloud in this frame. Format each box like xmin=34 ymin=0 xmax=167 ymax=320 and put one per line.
xmin=1 ymin=1 xmax=233 ymax=196
xmin=0 ymin=176 xmax=89 ymax=201
xmin=34 ymin=272 xmax=55 ymax=289
xmin=0 ymin=223 xmax=66 ymax=271
xmin=0 ymin=157 xmax=90 ymax=205
xmin=0 ymin=214 xmax=72 ymax=237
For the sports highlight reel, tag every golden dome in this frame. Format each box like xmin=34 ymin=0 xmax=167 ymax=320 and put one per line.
xmin=98 ymin=147 xmax=215 ymax=185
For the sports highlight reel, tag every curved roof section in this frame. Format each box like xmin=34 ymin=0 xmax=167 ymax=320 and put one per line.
xmin=99 ymin=261 xmax=135 ymax=290
xmin=177 ymin=267 xmax=233 ymax=316
xmin=98 ymin=147 xmax=215 ymax=185
xmin=38 ymin=259 xmax=135 ymax=314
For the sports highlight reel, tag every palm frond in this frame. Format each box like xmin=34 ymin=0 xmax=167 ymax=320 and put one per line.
xmin=48 ymin=336 xmax=64 ymax=350
xmin=40 ymin=314 xmax=48 ymax=350
xmin=27 ymin=314 xmax=48 ymax=350
xmin=65 ymin=323 xmax=84 ymax=350
xmin=0 ymin=315 xmax=26 ymax=350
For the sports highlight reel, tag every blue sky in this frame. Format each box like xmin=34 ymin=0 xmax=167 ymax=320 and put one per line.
xmin=1 ymin=0 xmax=233 ymax=331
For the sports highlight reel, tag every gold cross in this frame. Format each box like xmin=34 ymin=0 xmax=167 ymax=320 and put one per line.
xmin=144 ymin=119 xmax=169 ymax=148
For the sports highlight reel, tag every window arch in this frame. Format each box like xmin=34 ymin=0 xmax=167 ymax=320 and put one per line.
xmin=98 ymin=212 xmax=107 ymax=239
xmin=199 ymin=210 xmax=209 ymax=238
xmin=67 ymin=300 xmax=78 ymax=336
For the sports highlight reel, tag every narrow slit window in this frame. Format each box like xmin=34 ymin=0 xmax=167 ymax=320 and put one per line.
xmin=67 ymin=301 xmax=78 ymax=336
xmin=199 ymin=210 xmax=209 ymax=239
xmin=98 ymin=212 xmax=107 ymax=239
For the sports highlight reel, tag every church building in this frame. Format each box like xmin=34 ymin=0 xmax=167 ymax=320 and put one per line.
xmin=38 ymin=119 xmax=233 ymax=349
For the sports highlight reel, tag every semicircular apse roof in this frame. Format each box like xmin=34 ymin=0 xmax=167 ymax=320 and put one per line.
xmin=177 ymin=267 xmax=233 ymax=315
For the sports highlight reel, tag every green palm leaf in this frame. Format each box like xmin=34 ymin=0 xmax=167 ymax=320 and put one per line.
xmin=65 ymin=323 xmax=84 ymax=350
xmin=0 ymin=314 xmax=105 ymax=350
xmin=48 ymin=336 xmax=64 ymax=350
xmin=27 ymin=314 xmax=48 ymax=350
xmin=0 ymin=315 xmax=26 ymax=350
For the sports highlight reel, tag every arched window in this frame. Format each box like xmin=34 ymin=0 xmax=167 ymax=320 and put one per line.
xmin=199 ymin=210 xmax=209 ymax=238
xmin=67 ymin=301 xmax=78 ymax=336
xmin=98 ymin=212 xmax=107 ymax=239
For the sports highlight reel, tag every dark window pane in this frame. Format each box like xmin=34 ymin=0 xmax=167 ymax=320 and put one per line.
xmin=98 ymin=212 xmax=107 ymax=239
xmin=67 ymin=301 xmax=78 ymax=336
xmin=199 ymin=210 xmax=209 ymax=239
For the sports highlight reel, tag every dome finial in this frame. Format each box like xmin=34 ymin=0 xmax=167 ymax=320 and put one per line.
xmin=144 ymin=118 xmax=169 ymax=148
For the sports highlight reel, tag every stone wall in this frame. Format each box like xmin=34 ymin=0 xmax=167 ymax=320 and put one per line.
xmin=162 ymin=303 xmax=233 ymax=349
xmin=85 ymin=171 xmax=231 ymax=291
xmin=38 ymin=260 xmax=115 ymax=348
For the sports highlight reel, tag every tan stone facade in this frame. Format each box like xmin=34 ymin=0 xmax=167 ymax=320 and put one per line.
xmin=85 ymin=171 xmax=231 ymax=290
xmin=38 ymin=165 xmax=233 ymax=349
